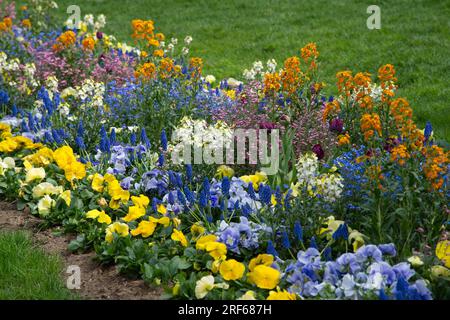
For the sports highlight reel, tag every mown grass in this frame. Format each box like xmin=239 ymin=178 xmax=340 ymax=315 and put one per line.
xmin=53 ymin=0 xmax=450 ymax=141
xmin=0 ymin=231 xmax=76 ymax=299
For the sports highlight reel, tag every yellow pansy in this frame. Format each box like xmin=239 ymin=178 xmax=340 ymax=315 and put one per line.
xmin=105 ymin=222 xmax=129 ymax=243
xmin=219 ymin=259 xmax=245 ymax=281
xmin=157 ymin=203 xmax=167 ymax=215
xmin=407 ymin=256 xmax=424 ymax=267
xmin=91 ymin=173 xmax=105 ymax=192
xmin=237 ymin=291 xmax=256 ymax=300
xmin=37 ymin=195 xmax=55 ymax=216
xmin=131 ymin=220 xmax=157 ymax=238
xmin=131 ymin=195 xmax=150 ymax=208
xmin=349 ymin=230 xmax=365 ymax=252
xmin=191 ymin=223 xmax=206 ymax=237
xmin=247 ymin=265 xmax=280 ymax=290
xmin=32 ymin=182 xmax=63 ymax=199
xmin=436 ymin=240 xmax=450 ymax=268
xmin=150 ymin=216 xmax=170 ymax=227
xmin=216 ymin=165 xmax=234 ymax=178
xmin=173 ymin=218 xmax=181 ymax=228
xmin=171 ymin=229 xmax=188 ymax=247
xmin=249 ymin=254 xmax=274 ymax=271
xmin=25 ymin=167 xmax=46 ymax=183
xmin=205 ymin=241 xmax=227 ymax=261
xmin=266 ymin=288 xmax=297 ymax=300
xmin=196 ymin=234 xmax=218 ymax=250
xmin=431 ymin=265 xmax=450 ymax=278
xmin=86 ymin=209 xmax=111 ymax=224
xmin=23 ymin=147 xmax=54 ymax=166
xmin=59 ymin=190 xmax=71 ymax=206
xmin=123 ymin=205 xmax=146 ymax=222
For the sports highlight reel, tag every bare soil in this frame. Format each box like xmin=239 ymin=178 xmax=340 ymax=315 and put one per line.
xmin=0 ymin=201 xmax=163 ymax=300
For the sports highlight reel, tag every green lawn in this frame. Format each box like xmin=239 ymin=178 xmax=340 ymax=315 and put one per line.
xmin=53 ymin=0 xmax=450 ymax=141
xmin=0 ymin=231 xmax=75 ymax=299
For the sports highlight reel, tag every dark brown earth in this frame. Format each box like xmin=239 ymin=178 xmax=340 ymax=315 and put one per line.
xmin=0 ymin=201 xmax=163 ymax=300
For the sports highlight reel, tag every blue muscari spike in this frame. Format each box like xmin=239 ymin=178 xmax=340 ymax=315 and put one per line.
xmin=130 ymin=132 xmax=137 ymax=145
xmin=161 ymin=129 xmax=168 ymax=151
xmin=140 ymin=128 xmax=151 ymax=148
xmin=221 ymin=177 xmax=230 ymax=197
xmin=44 ymin=131 xmax=53 ymax=144
xmin=220 ymin=199 xmax=225 ymax=211
xmin=100 ymin=125 xmax=106 ymax=137
xmin=177 ymin=190 xmax=186 ymax=206
xmin=199 ymin=189 xmax=207 ymax=208
xmin=27 ymin=113 xmax=35 ymax=132
xmin=242 ymin=203 xmax=251 ymax=217
xmin=158 ymin=153 xmax=164 ymax=166
xmin=424 ymin=121 xmax=432 ymax=142
xmin=284 ymin=189 xmax=292 ymax=209
xmin=247 ymin=183 xmax=256 ymax=200
xmin=53 ymin=92 xmax=60 ymax=108
xmin=168 ymin=192 xmax=175 ymax=205
xmin=0 ymin=89 xmax=9 ymax=105
xmin=152 ymin=197 xmax=159 ymax=212
xmin=260 ymin=184 xmax=272 ymax=205
xmin=294 ymin=221 xmax=303 ymax=243
xmin=310 ymin=236 xmax=318 ymax=249
xmin=332 ymin=223 xmax=349 ymax=241
xmin=176 ymin=174 xmax=183 ymax=189
xmin=75 ymin=136 xmax=86 ymax=150
xmin=282 ymin=231 xmax=291 ymax=249
xmin=275 ymin=186 xmax=282 ymax=206
xmin=77 ymin=120 xmax=84 ymax=137
xmin=110 ymin=128 xmax=116 ymax=145
xmin=12 ymin=104 xmax=18 ymax=116
xmin=184 ymin=186 xmax=195 ymax=203
xmin=51 ymin=129 xmax=62 ymax=144
xmin=323 ymin=247 xmax=332 ymax=261
xmin=168 ymin=171 xmax=176 ymax=185
xmin=202 ymin=177 xmax=210 ymax=194
xmin=185 ymin=164 xmax=193 ymax=182
xmin=267 ymin=240 xmax=279 ymax=257
xmin=233 ymin=200 xmax=240 ymax=210
xmin=206 ymin=214 xmax=213 ymax=223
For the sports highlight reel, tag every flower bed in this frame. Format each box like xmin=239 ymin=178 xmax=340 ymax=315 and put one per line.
xmin=0 ymin=1 xmax=449 ymax=300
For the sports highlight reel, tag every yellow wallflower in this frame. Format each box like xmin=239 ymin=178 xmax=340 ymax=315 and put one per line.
xmin=219 ymin=259 xmax=245 ymax=281
xmin=171 ymin=229 xmax=188 ymax=247
xmin=249 ymin=254 xmax=274 ymax=271
xmin=131 ymin=220 xmax=157 ymax=238
xmin=247 ymin=265 xmax=280 ymax=290
xmin=123 ymin=205 xmax=146 ymax=222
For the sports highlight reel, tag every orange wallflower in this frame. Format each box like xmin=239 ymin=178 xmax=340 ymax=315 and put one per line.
xmin=322 ymin=100 xmax=341 ymax=123
xmin=135 ymin=62 xmax=156 ymax=80
xmin=159 ymin=57 xmax=176 ymax=79
xmin=263 ymin=72 xmax=281 ymax=96
xmin=338 ymin=133 xmax=351 ymax=146
xmin=82 ymin=36 xmax=96 ymax=51
xmin=54 ymin=30 xmax=77 ymax=51
xmin=360 ymin=113 xmax=382 ymax=141
xmin=21 ymin=19 xmax=31 ymax=29
xmin=390 ymin=144 xmax=410 ymax=166
xmin=189 ymin=57 xmax=203 ymax=79
xmin=153 ymin=49 xmax=164 ymax=57
xmin=378 ymin=64 xmax=397 ymax=86
xmin=336 ymin=71 xmax=354 ymax=96
xmin=422 ymin=145 xmax=449 ymax=191
xmin=280 ymin=56 xmax=301 ymax=94
xmin=300 ymin=42 xmax=319 ymax=69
